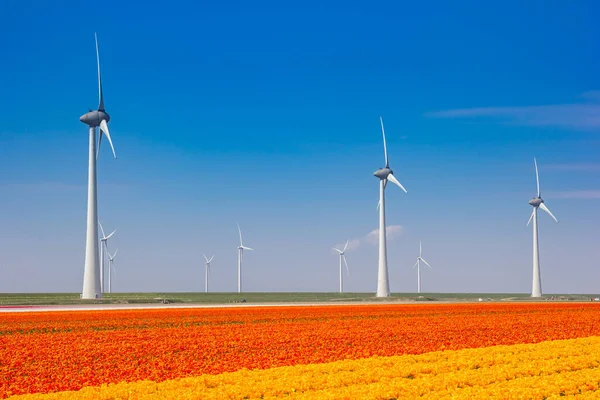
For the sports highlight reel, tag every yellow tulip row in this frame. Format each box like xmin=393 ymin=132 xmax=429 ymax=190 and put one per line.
xmin=11 ymin=336 xmax=600 ymax=399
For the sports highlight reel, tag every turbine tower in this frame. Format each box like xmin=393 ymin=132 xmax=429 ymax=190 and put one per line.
xmin=412 ymin=241 xmax=432 ymax=294
xmin=527 ymin=158 xmax=558 ymax=298
xmin=333 ymin=241 xmax=350 ymax=293
xmin=202 ymin=254 xmax=215 ymax=293
xmin=237 ymin=223 xmax=253 ymax=293
xmin=107 ymin=248 xmax=118 ymax=293
xmin=373 ymin=117 xmax=407 ymax=297
xmin=80 ymin=33 xmax=117 ymax=299
xmin=98 ymin=222 xmax=115 ymax=293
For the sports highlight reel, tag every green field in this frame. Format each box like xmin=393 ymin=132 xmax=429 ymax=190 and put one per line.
xmin=0 ymin=292 xmax=596 ymax=306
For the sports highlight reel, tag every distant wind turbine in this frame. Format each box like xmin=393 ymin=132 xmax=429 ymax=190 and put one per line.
xmin=412 ymin=241 xmax=432 ymax=294
xmin=373 ymin=117 xmax=407 ymax=297
xmin=107 ymin=248 xmax=118 ymax=293
xmin=237 ymin=223 xmax=253 ymax=293
xmin=527 ymin=158 xmax=558 ymax=298
xmin=98 ymin=222 xmax=115 ymax=293
xmin=80 ymin=33 xmax=117 ymax=299
xmin=333 ymin=241 xmax=350 ymax=293
xmin=203 ymin=254 xmax=215 ymax=293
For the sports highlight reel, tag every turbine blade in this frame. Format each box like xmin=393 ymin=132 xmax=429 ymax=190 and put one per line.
xmin=98 ymin=221 xmax=106 ymax=237
xmin=343 ymin=240 xmax=349 ymax=252
xmin=208 ymin=255 xmax=215 ymax=263
xmin=237 ymin=222 xmax=243 ymax=246
xmin=387 ymin=173 xmax=407 ymax=193
xmin=202 ymin=253 xmax=209 ymax=263
xmin=534 ymin=158 xmax=540 ymax=198
xmin=242 ymin=246 xmax=254 ymax=251
xmin=99 ymin=119 xmax=116 ymax=159
xmin=419 ymin=241 xmax=422 ymax=257
xmin=527 ymin=209 xmax=535 ymax=226
xmin=380 ymin=116 xmax=389 ymax=167
xmin=95 ymin=33 xmax=104 ymax=111
xmin=105 ymin=229 xmax=116 ymax=240
xmin=96 ymin=131 xmax=103 ymax=160
xmin=333 ymin=248 xmax=343 ymax=254
xmin=343 ymin=255 xmax=350 ymax=276
xmin=421 ymin=258 xmax=432 ymax=269
xmin=377 ymin=200 xmax=380 ymax=211
xmin=113 ymin=248 xmax=118 ymax=258
xmin=412 ymin=260 xmax=419 ymax=269
xmin=539 ymin=202 xmax=558 ymax=223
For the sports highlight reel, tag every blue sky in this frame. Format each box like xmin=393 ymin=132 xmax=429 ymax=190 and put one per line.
xmin=1 ymin=0 xmax=599 ymax=294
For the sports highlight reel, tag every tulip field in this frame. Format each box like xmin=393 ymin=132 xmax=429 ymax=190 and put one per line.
xmin=2 ymin=303 xmax=600 ymax=399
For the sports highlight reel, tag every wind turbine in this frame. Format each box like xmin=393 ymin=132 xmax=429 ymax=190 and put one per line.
xmin=527 ymin=158 xmax=558 ymax=298
xmin=80 ymin=33 xmax=117 ymax=299
xmin=98 ymin=222 xmax=115 ymax=293
xmin=373 ymin=117 xmax=407 ymax=297
xmin=412 ymin=241 xmax=432 ymax=294
xmin=107 ymin=248 xmax=118 ymax=293
xmin=237 ymin=223 xmax=254 ymax=293
xmin=333 ymin=241 xmax=350 ymax=293
xmin=202 ymin=254 xmax=215 ymax=293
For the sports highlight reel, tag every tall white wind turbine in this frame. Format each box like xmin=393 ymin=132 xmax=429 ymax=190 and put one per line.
xmin=80 ymin=33 xmax=117 ymax=299
xmin=333 ymin=241 xmax=350 ymax=293
xmin=412 ymin=241 xmax=432 ymax=294
xmin=107 ymin=248 xmax=118 ymax=293
xmin=98 ymin=222 xmax=116 ymax=293
xmin=237 ymin=223 xmax=254 ymax=293
xmin=373 ymin=117 xmax=407 ymax=297
xmin=527 ymin=158 xmax=558 ymax=298
xmin=203 ymin=254 xmax=215 ymax=293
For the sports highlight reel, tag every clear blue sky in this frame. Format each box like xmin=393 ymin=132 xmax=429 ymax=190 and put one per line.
xmin=1 ymin=0 xmax=599 ymax=293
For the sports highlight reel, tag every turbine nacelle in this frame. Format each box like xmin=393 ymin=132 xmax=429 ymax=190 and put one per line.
xmin=80 ymin=110 xmax=110 ymax=127
xmin=374 ymin=167 xmax=393 ymax=180
xmin=529 ymin=197 xmax=543 ymax=207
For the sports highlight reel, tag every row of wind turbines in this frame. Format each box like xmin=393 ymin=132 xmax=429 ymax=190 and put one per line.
xmin=78 ymin=34 xmax=557 ymax=299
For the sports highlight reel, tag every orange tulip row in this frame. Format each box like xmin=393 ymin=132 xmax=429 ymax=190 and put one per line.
xmin=1 ymin=303 xmax=599 ymax=398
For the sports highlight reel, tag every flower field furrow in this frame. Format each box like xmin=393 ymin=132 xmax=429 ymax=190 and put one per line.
xmin=2 ymin=303 xmax=600 ymax=397
xmin=8 ymin=336 xmax=600 ymax=399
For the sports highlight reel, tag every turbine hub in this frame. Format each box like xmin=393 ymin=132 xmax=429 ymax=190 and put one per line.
xmin=80 ymin=110 xmax=110 ymax=127
xmin=374 ymin=167 xmax=392 ymax=180
xmin=529 ymin=197 xmax=543 ymax=207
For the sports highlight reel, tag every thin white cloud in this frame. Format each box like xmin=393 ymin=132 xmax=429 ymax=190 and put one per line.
xmin=426 ymin=93 xmax=600 ymax=131
xmin=365 ymin=225 xmax=403 ymax=244
xmin=549 ymin=190 xmax=600 ymax=199
xmin=333 ymin=225 xmax=403 ymax=252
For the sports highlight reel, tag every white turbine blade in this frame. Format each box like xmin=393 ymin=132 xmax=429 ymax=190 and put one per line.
xmin=241 ymin=246 xmax=254 ymax=251
xmin=539 ymin=202 xmax=558 ymax=223
xmin=99 ymin=119 xmax=117 ymax=159
xmin=202 ymin=253 xmax=209 ymax=263
xmin=112 ymin=248 xmax=118 ymax=258
xmin=376 ymin=200 xmax=380 ymax=211
xmin=208 ymin=255 xmax=215 ymax=263
xmin=343 ymin=255 xmax=350 ymax=276
xmin=333 ymin=248 xmax=343 ymax=254
xmin=421 ymin=258 xmax=433 ymax=269
xmin=534 ymin=158 xmax=540 ymax=198
xmin=342 ymin=240 xmax=349 ymax=252
xmin=98 ymin=221 xmax=106 ymax=237
xmin=526 ymin=209 xmax=535 ymax=226
xmin=95 ymin=33 xmax=104 ymax=111
xmin=105 ymin=229 xmax=116 ymax=240
xmin=412 ymin=260 xmax=419 ymax=269
xmin=419 ymin=241 xmax=422 ymax=258
xmin=237 ymin=222 xmax=243 ymax=246
xmin=387 ymin=173 xmax=407 ymax=193
xmin=96 ymin=131 xmax=103 ymax=160
xmin=380 ymin=116 xmax=388 ymax=167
